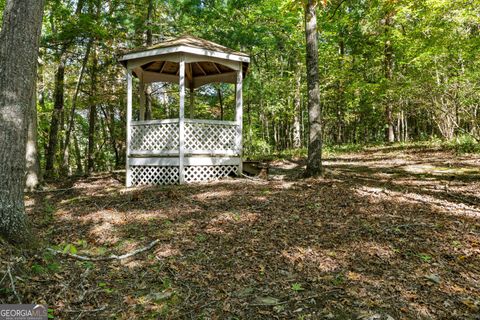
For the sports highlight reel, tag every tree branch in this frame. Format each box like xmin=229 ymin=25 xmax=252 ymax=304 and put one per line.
xmin=48 ymin=239 xmax=160 ymax=262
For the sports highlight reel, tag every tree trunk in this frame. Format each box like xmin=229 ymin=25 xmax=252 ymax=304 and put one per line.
xmin=384 ymin=14 xmax=395 ymax=143
xmin=101 ymin=105 xmax=120 ymax=168
xmin=336 ymin=37 xmax=345 ymax=144
xmin=73 ymin=132 xmax=83 ymax=174
xmin=217 ymin=86 xmax=224 ymax=121
xmin=25 ymin=78 xmax=41 ymax=191
xmin=87 ymin=45 xmax=98 ymax=173
xmin=304 ymin=0 xmax=323 ymax=177
xmin=143 ymin=0 xmax=154 ymax=120
xmin=293 ymin=70 xmax=302 ymax=149
xmin=0 ymin=0 xmax=45 ymax=242
xmin=45 ymin=54 xmax=66 ymax=178
xmin=61 ymin=38 xmax=92 ymax=174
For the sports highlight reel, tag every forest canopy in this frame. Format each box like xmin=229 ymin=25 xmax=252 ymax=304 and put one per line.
xmin=3 ymin=0 xmax=480 ymax=176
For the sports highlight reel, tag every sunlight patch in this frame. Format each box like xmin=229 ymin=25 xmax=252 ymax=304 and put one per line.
xmin=282 ymin=246 xmax=340 ymax=272
xmin=206 ymin=212 xmax=259 ymax=235
xmin=354 ymin=241 xmax=395 ymax=260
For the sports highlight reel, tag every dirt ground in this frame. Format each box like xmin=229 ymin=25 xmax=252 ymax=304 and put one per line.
xmin=1 ymin=146 xmax=479 ymax=319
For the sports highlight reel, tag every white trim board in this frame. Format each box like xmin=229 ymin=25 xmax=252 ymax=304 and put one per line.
xmin=128 ymin=157 xmax=241 ymax=166
xmin=130 ymin=149 xmax=240 ymax=156
xmin=120 ymin=45 xmax=250 ymax=64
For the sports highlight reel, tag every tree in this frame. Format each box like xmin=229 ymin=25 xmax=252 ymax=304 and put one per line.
xmin=0 ymin=0 xmax=45 ymax=242
xmin=25 ymin=83 xmax=41 ymax=191
xmin=304 ymin=0 xmax=323 ymax=177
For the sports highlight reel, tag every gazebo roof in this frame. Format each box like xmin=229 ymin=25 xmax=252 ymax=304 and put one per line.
xmin=119 ymin=35 xmax=250 ymax=88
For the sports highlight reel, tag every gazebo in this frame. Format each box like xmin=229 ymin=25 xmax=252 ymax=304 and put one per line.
xmin=119 ymin=35 xmax=250 ymax=186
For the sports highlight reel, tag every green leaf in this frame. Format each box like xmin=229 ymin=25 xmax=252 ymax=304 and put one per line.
xmin=69 ymin=245 xmax=77 ymax=255
xmin=291 ymin=283 xmax=304 ymax=292
xmin=63 ymin=244 xmax=70 ymax=254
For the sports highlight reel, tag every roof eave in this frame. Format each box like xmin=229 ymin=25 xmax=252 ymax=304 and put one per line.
xmin=119 ymin=45 xmax=250 ymax=67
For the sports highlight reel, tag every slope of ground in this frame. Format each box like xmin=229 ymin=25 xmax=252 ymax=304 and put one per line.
xmin=1 ymin=146 xmax=479 ymax=319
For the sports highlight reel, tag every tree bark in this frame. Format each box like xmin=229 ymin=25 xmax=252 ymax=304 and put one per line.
xmin=143 ymin=0 xmax=154 ymax=120
xmin=25 ymin=77 xmax=41 ymax=191
xmin=87 ymin=45 xmax=98 ymax=173
xmin=217 ymin=86 xmax=224 ymax=121
xmin=304 ymin=0 xmax=323 ymax=177
xmin=73 ymin=132 xmax=83 ymax=174
xmin=45 ymin=54 xmax=66 ymax=178
xmin=100 ymin=105 xmax=120 ymax=168
xmin=61 ymin=38 xmax=92 ymax=174
xmin=293 ymin=70 xmax=302 ymax=149
xmin=336 ymin=37 xmax=345 ymax=144
xmin=0 ymin=0 xmax=45 ymax=242
xmin=384 ymin=14 xmax=395 ymax=143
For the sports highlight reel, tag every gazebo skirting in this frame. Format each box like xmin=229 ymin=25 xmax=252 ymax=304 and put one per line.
xmin=126 ymin=118 xmax=241 ymax=186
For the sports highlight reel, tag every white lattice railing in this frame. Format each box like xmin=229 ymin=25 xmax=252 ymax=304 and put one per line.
xmin=130 ymin=165 xmax=238 ymax=186
xmin=130 ymin=119 xmax=240 ymax=155
xmin=131 ymin=119 xmax=179 ymax=152
xmin=185 ymin=119 xmax=239 ymax=154
xmin=128 ymin=118 xmax=241 ymax=186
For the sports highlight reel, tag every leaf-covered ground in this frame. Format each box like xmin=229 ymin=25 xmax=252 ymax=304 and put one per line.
xmin=1 ymin=146 xmax=480 ymax=319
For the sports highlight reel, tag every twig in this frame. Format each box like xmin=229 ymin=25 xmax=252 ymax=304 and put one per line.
xmin=241 ymin=173 xmax=265 ymax=182
xmin=250 ymin=300 xmax=289 ymax=307
xmin=64 ymin=306 xmax=106 ymax=313
xmin=0 ymin=271 xmax=8 ymax=285
xmin=7 ymin=266 xmax=21 ymax=304
xmin=48 ymin=239 xmax=160 ymax=262
xmin=329 ymin=0 xmax=349 ymax=20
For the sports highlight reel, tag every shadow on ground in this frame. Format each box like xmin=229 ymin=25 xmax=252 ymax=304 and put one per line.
xmin=4 ymin=147 xmax=479 ymax=319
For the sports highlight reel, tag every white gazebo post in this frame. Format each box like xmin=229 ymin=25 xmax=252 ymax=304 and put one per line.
xmin=235 ymin=63 xmax=243 ymax=174
xmin=178 ymin=57 xmax=186 ymax=184
xmin=126 ymin=69 xmax=133 ymax=187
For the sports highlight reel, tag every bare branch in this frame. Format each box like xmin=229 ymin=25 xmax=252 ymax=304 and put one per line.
xmin=48 ymin=239 xmax=160 ymax=262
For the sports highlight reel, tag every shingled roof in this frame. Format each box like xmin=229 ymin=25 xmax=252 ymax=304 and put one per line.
xmin=121 ymin=35 xmax=249 ymax=58
xmin=119 ymin=35 xmax=250 ymax=88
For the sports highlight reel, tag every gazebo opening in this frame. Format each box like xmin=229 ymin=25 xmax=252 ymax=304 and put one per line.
xmin=119 ymin=35 xmax=250 ymax=186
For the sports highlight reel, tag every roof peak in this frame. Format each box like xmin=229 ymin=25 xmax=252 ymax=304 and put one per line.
xmin=122 ymin=35 xmax=249 ymax=58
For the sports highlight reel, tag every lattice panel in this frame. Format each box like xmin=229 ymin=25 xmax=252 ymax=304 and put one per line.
xmin=131 ymin=123 xmax=179 ymax=151
xmin=185 ymin=122 xmax=238 ymax=152
xmin=184 ymin=165 xmax=238 ymax=183
xmin=131 ymin=166 xmax=179 ymax=185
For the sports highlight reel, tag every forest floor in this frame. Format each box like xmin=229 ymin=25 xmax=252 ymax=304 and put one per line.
xmin=1 ymin=145 xmax=480 ymax=319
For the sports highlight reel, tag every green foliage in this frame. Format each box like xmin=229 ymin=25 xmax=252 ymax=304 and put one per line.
xmin=446 ymin=135 xmax=480 ymax=154
xmin=419 ymin=253 xmax=433 ymax=263
xmin=291 ymin=283 xmax=304 ymax=292
xmin=36 ymin=0 xmax=480 ymax=176
xmin=63 ymin=243 xmax=78 ymax=255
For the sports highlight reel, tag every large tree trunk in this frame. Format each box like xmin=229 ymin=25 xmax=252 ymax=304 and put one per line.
xmin=0 ymin=0 xmax=45 ymax=242
xmin=45 ymin=55 xmax=66 ymax=178
xmin=25 ymin=79 xmax=41 ymax=191
xmin=304 ymin=0 xmax=323 ymax=177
